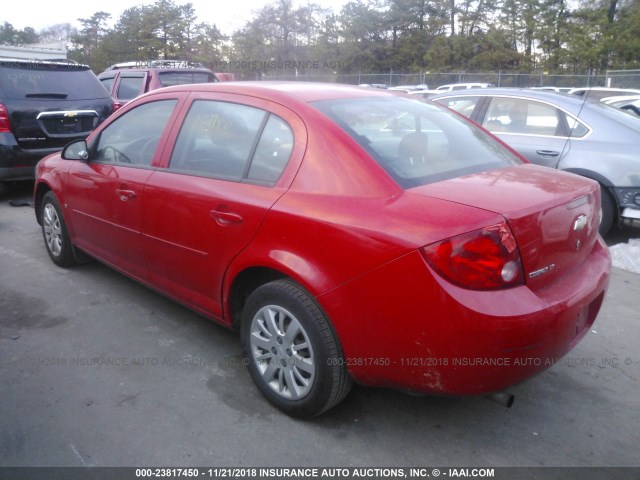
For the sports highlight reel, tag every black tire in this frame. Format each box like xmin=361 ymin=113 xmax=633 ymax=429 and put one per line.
xmin=240 ymin=279 xmax=352 ymax=418
xmin=41 ymin=191 xmax=79 ymax=267
xmin=599 ymin=187 xmax=616 ymax=236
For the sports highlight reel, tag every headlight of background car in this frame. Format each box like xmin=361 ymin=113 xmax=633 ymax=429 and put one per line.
xmin=614 ymin=188 xmax=640 ymax=208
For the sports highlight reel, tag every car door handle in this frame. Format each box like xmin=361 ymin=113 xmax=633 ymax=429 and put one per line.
xmin=536 ymin=150 xmax=560 ymax=157
xmin=115 ymin=189 xmax=137 ymax=201
xmin=210 ymin=209 xmax=244 ymax=225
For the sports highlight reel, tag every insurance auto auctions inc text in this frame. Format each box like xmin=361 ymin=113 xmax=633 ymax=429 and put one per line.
xmin=203 ymin=467 xmax=495 ymax=478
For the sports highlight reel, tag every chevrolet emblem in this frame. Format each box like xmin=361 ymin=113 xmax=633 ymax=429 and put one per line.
xmin=573 ymin=214 xmax=587 ymax=232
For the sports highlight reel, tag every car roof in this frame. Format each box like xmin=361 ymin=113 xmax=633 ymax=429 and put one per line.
xmin=568 ymin=86 xmax=640 ymax=93
xmin=601 ymin=94 xmax=640 ymax=103
xmin=98 ymin=67 xmax=215 ymax=76
xmin=0 ymin=58 xmax=89 ymax=69
xmin=143 ymin=81 xmax=396 ymax=103
xmin=431 ymin=86 xmax=640 ymax=132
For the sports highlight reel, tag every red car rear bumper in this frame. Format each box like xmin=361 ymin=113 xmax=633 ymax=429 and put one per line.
xmin=319 ymin=236 xmax=611 ymax=395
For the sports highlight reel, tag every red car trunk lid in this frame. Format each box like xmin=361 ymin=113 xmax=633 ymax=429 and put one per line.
xmin=417 ymin=164 xmax=601 ymax=291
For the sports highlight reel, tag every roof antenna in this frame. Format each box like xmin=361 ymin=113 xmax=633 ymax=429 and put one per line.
xmin=555 ymin=87 xmax=591 ymax=169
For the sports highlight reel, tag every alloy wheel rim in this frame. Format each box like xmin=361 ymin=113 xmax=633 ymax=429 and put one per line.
xmin=249 ymin=305 xmax=315 ymax=400
xmin=43 ymin=204 xmax=63 ymax=257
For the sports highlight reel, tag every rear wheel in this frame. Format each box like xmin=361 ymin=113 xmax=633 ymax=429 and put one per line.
xmin=240 ymin=279 xmax=352 ymax=417
xmin=599 ymin=187 xmax=616 ymax=236
xmin=41 ymin=191 xmax=78 ymax=267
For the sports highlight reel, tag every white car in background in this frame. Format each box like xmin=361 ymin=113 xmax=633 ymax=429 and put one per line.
xmin=568 ymin=87 xmax=640 ymax=101
xmin=601 ymin=95 xmax=640 ymax=116
xmin=434 ymin=82 xmax=495 ymax=92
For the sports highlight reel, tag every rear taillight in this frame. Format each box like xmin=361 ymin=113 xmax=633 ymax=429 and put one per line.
xmin=0 ymin=103 xmax=11 ymax=133
xmin=422 ymin=223 xmax=524 ymax=290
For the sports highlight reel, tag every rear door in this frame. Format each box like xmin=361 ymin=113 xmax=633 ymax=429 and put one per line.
xmin=141 ymin=93 xmax=305 ymax=319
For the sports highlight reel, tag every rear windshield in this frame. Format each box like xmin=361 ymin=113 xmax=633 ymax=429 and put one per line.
xmin=0 ymin=61 xmax=109 ymax=100
xmin=312 ymin=96 xmax=522 ymax=189
xmin=158 ymin=71 xmax=217 ymax=87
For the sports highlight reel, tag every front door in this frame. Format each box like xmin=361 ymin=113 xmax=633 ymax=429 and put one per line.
xmin=66 ymin=98 xmax=179 ymax=280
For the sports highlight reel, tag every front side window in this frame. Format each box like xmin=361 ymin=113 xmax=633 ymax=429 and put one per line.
xmin=169 ymin=100 xmax=294 ymax=184
xmin=313 ymin=96 xmax=521 ymax=189
xmin=94 ymin=99 xmax=177 ymax=166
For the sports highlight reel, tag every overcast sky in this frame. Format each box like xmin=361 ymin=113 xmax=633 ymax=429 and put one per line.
xmin=4 ymin=0 xmax=348 ymax=36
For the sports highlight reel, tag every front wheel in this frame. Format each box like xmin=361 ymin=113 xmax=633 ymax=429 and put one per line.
xmin=240 ymin=279 xmax=352 ymax=417
xmin=41 ymin=191 xmax=78 ymax=267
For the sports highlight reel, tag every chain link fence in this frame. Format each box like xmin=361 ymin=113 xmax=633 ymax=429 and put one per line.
xmin=605 ymin=69 xmax=640 ymax=89
xmin=255 ymin=70 xmax=613 ymax=89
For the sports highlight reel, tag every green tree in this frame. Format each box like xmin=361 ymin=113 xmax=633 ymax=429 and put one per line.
xmin=0 ymin=22 xmax=40 ymax=45
xmin=537 ymin=0 xmax=570 ymax=71
xmin=69 ymin=12 xmax=111 ymax=65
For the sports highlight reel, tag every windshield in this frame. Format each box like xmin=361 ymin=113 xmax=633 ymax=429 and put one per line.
xmin=158 ymin=71 xmax=217 ymax=87
xmin=312 ymin=96 xmax=522 ymax=189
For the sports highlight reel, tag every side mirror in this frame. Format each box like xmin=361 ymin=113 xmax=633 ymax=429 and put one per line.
xmin=62 ymin=140 xmax=89 ymax=161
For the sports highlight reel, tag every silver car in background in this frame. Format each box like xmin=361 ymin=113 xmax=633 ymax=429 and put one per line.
xmin=431 ymin=88 xmax=640 ymax=235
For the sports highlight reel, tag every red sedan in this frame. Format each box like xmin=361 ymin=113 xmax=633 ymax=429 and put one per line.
xmin=34 ymin=82 xmax=611 ymax=417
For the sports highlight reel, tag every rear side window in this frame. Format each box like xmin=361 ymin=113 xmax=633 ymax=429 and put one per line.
xmin=0 ymin=62 xmax=109 ymax=100
xmin=247 ymin=116 xmax=294 ymax=183
xmin=169 ymin=100 xmax=293 ymax=184
xmin=99 ymin=76 xmax=115 ymax=94
xmin=436 ymin=96 xmax=482 ymax=118
xmin=313 ymin=96 xmax=521 ymax=189
xmin=117 ymin=74 xmax=146 ymax=100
